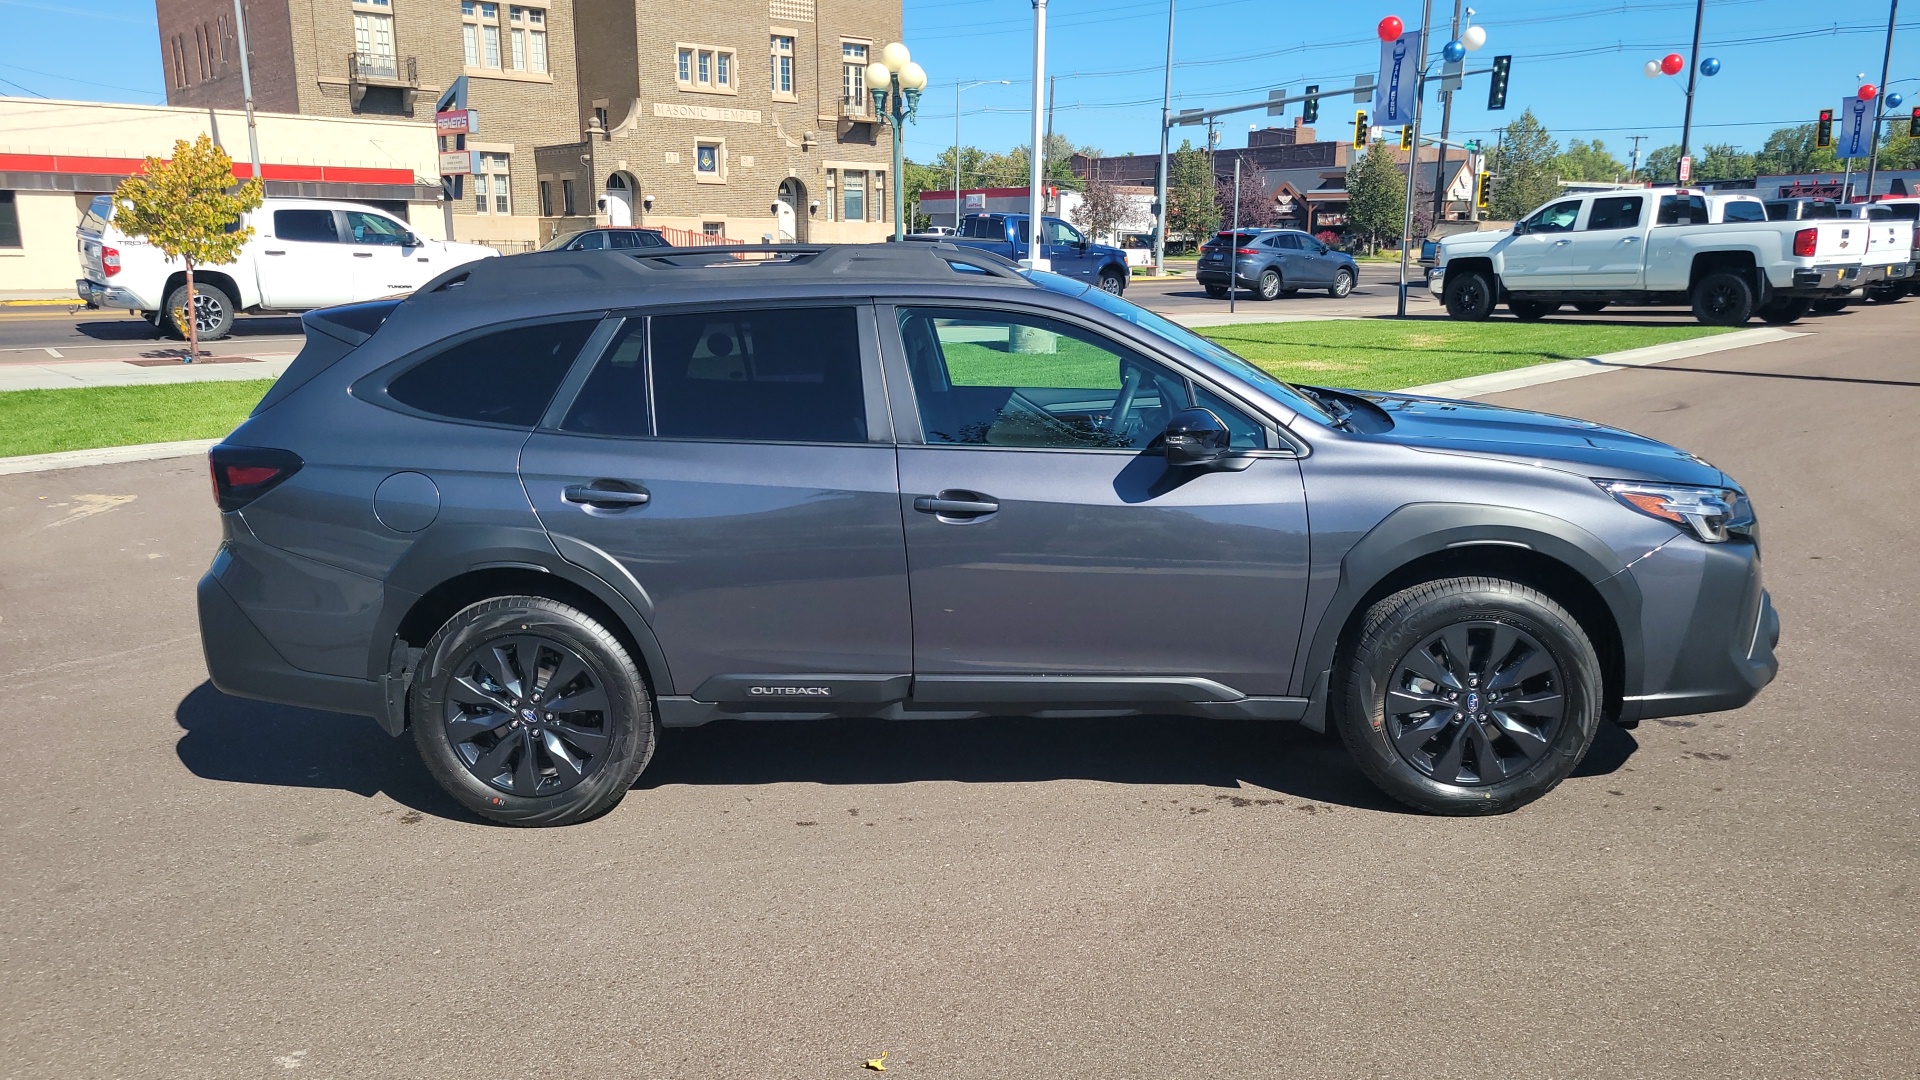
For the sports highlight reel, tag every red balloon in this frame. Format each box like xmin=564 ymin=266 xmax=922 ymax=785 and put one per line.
xmin=1859 ymin=83 xmax=1878 ymax=100
xmin=1378 ymin=15 xmax=1404 ymax=42
xmin=1660 ymin=53 xmax=1685 ymax=76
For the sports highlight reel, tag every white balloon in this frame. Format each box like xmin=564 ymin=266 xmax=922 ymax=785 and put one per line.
xmin=1644 ymin=60 xmax=1662 ymax=78
xmin=1462 ymin=25 xmax=1487 ymax=51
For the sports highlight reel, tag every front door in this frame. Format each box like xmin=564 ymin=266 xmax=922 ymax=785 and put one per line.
xmin=340 ymin=208 xmax=426 ymax=300
xmin=1563 ymin=194 xmax=1646 ymax=289
xmin=1499 ymin=199 xmax=1582 ymax=288
xmin=521 ymin=304 xmax=911 ymax=699
xmin=886 ymin=304 xmax=1311 ymax=696
xmin=257 ymin=207 xmax=354 ymax=309
xmin=1046 ymin=218 xmax=1094 ymax=280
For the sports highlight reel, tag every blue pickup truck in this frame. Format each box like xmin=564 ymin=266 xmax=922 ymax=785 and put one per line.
xmin=923 ymin=214 xmax=1131 ymax=294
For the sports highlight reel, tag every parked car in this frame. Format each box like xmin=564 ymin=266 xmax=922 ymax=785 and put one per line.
xmin=1198 ymin=228 xmax=1359 ymax=300
xmin=197 ymin=242 xmax=1777 ymax=826
xmin=539 ymin=227 xmax=670 ymax=251
xmin=1701 ymin=193 xmax=1769 ymax=223
xmin=1763 ymin=197 xmax=1840 ymax=221
xmin=913 ymin=213 xmax=1130 ymax=294
xmin=1838 ymin=200 xmax=1919 ymax=301
xmin=1432 ymin=187 xmax=1878 ymax=325
xmin=912 ymin=225 xmax=958 ymax=237
xmin=76 ymin=196 xmax=498 ymax=340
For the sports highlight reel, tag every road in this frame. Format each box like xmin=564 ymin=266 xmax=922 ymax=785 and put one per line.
xmin=1 ymin=302 xmax=1916 ymax=1078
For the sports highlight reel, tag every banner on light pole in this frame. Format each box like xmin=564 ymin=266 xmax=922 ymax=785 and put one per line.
xmin=1374 ymin=30 xmax=1423 ymax=127
xmin=1837 ymin=95 xmax=1873 ymax=160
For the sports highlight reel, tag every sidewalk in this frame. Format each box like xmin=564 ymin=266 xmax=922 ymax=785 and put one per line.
xmin=0 ymin=352 xmax=296 ymax=391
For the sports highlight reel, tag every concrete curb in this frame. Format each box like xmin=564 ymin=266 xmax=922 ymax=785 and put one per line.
xmin=1396 ymin=326 xmax=1801 ymax=400
xmin=0 ymin=354 xmax=296 ymax=392
xmin=0 ymin=439 xmax=219 ymax=477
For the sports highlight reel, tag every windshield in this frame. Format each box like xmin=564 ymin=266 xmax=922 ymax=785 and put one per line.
xmin=1023 ymin=270 xmax=1336 ymax=424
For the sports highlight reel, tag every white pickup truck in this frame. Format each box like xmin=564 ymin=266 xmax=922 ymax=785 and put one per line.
xmin=77 ymin=196 xmax=498 ymax=340
xmin=1430 ymin=187 xmax=1884 ymax=326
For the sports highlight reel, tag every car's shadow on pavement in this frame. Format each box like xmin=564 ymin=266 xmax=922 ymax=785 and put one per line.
xmin=69 ymin=315 xmax=304 ymax=341
xmin=175 ymin=682 xmax=1639 ymax=822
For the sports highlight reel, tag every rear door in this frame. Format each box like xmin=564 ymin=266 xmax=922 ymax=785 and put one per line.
xmin=257 ymin=207 xmax=354 ymax=309
xmin=520 ymin=303 xmax=912 ymax=703
xmin=1564 ymin=194 xmax=1646 ymax=288
xmin=1286 ymin=231 xmax=1335 ymax=286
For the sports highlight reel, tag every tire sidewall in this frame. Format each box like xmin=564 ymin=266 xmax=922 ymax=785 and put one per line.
xmin=1331 ymin=268 xmax=1353 ymax=297
xmin=1098 ymin=270 xmax=1125 ymax=294
xmin=1258 ymin=268 xmax=1282 ymax=299
xmin=1337 ymin=580 xmax=1602 ymax=814
xmin=411 ymin=598 xmax=655 ymax=826
xmin=1444 ymin=272 xmax=1493 ymax=320
xmin=1693 ymin=271 xmax=1754 ymax=326
xmin=166 ymin=283 xmax=233 ymax=341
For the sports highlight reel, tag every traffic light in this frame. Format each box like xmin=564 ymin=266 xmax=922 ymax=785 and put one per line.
xmin=1816 ymin=109 xmax=1834 ymax=148
xmin=1487 ymin=55 xmax=1512 ymax=111
xmin=1401 ymin=125 xmax=1414 ymax=150
xmin=1302 ymin=85 xmax=1319 ymax=124
xmin=1353 ymin=111 xmax=1369 ymax=149
xmin=1910 ymin=107 xmax=1919 ymax=137
xmin=1476 ymin=172 xmax=1493 ymax=209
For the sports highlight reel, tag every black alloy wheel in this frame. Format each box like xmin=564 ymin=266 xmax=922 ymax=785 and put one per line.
xmin=1258 ymin=268 xmax=1283 ymax=300
xmin=1508 ymin=298 xmax=1560 ymax=321
xmin=1811 ymin=297 xmax=1849 ymax=313
xmin=1691 ymin=270 xmax=1755 ymax=326
xmin=1443 ymin=271 xmax=1495 ymax=320
xmin=442 ymin=635 xmax=611 ymax=798
xmin=1383 ymin=621 xmax=1565 ymax=786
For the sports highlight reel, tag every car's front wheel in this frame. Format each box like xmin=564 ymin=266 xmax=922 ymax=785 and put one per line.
xmin=1096 ymin=269 xmax=1126 ymax=295
xmin=1335 ymin=576 xmax=1602 ymax=815
xmin=1443 ymin=270 xmax=1495 ymax=320
xmin=411 ymin=596 xmax=657 ymax=826
xmin=1329 ymin=267 xmax=1355 ymax=298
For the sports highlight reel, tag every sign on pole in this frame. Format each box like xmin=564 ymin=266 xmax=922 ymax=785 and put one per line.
xmin=1267 ymin=89 xmax=1286 ymax=117
xmin=435 ymin=108 xmax=478 ymax=136
xmin=438 ymin=150 xmax=477 ymax=176
xmin=1678 ymin=155 xmax=1693 ymax=184
xmin=1837 ymin=95 xmax=1873 ymax=160
xmin=1373 ymin=29 xmax=1422 ymax=126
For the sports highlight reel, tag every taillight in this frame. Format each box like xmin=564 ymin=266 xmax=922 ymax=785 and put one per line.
xmin=208 ymin=445 xmax=303 ymax=512
xmin=1235 ymin=247 xmax=1259 ymax=255
xmin=1793 ymin=228 xmax=1818 ymax=257
xmin=101 ymin=246 xmax=121 ymax=277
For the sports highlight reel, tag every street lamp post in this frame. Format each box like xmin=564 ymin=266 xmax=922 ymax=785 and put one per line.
xmin=955 ymin=79 xmax=1009 ymax=230
xmin=868 ymin=44 xmax=927 ymax=242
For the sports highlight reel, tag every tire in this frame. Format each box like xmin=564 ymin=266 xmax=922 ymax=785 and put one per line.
xmin=1329 ymin=267 xmax=1355 ymax=298
xmin=1443 ymin=270 xmax=1495 ymax=320
xmin=1864 ymin=282 xmax=1902 ymax=303
xmin=411 ymin=596 xmax=657 ymax=827
xmin=1573 ymin=301 xmax=1608 ymax=314
xmin=1204 ymin=284 xmax=1229 ymax=299
xmin=162 ymin=281 xmax=234 ymax=342
xmin=1758 ymin=297 xmax=1810 ymax=325
xmin=1508 ymin=298 xmax=1560 ymax=321
xmin=1257 ymin=268 xmax=1283 ymax=300
xmin=1811 ymin=297 xmax=1848 ymax=313
xmin=1334 ymin=576 xmax=1603 ymax=815
xmin=1096 ymin=269 xmax=1126 ymax=295
xmin=1690 ymin=269 xmax=1755 ymax=326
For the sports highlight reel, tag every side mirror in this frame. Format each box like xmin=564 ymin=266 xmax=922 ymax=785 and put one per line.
xmin=403 ymin=232 xmax=421 ymax=247
xmin=1163 ymin=408 xmax=1232 ymax=468
xmin=1512 ymin=220 xmax=1529 ymax=236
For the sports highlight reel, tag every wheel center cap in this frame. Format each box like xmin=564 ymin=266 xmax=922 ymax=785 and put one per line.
xmin=1466 ymin=691 xmax=1482 ymax=714
xmin=521 ymin=707 xmax=540 ymax=725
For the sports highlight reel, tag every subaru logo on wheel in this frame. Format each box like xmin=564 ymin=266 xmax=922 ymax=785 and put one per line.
xmin=1466 ymin=692 xmax=1481 ymax=713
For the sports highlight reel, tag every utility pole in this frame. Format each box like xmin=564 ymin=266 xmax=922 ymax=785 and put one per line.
xmin=1428 ymin=0 xmax=1464 ymax=228
xmin=1396 ymin=0 xmax=1435 ymax=317
xmin=1027 ymin=0 xmax=1049 ymax=269
xmin=1153 ymin=0 xmax=1175 ymax=274
xmin=1044 ymin=74 xmax=1059 ymax=171
xmin=232 ymin=0 xmax=261 ymax=179
xmin=1864 ymin=0 xmax=1899 ymax=202
xmin=1627 ymin=134 xmax=1646 ymax=182
xmin=1677 ymin=0 xmax=1704 ymax=179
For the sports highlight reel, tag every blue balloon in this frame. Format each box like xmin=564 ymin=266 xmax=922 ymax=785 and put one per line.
xmin=1442 ymin=40 xmax=1467 ymax=63
xmin=1699 ymin=57 xmax=1721 ymax=76
xmin=1888 ymin=92 xmax=1905 ymax=111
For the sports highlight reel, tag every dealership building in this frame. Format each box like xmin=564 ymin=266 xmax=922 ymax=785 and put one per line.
xmin=0 ymin=96 xmax=443 ymax=298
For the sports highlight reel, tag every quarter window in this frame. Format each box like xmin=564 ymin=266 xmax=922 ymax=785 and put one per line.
xmin=1584 ymin=196 xmax=1644 ymax=231
xmin=630 ymin=308 xmax=869 ymax=443
xmin=896 ymin=307 xmax=1260 ymax=450
xmin=385 ymin=320 xmax=598 ymax=427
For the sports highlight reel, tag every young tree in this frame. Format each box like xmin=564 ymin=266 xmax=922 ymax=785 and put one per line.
xmin=113 ymin=134 xmax=263 ymax=362
xmin=1486 ymin=110 xmax=1561 ymax=220
xmin=1345 ymin=139 xmax=1406 ymax=253
xmin=1555 ymin=139 xmax=1626 ymax=182
xmin=1070 ymin=177 xmax=1127 ymax=243
xmin=1166 ymin=139 xmax=1220 ymax=246
xmin=1642 ymin=144 xmax=1682 ymax=184
xmin=1214 ymin=171 xmax=1277 ymax=231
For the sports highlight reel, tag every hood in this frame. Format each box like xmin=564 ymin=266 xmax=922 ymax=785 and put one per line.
xmin=1438 ymin=230 xmax=1510 ymax=258
xmin=1351 ymin=390 xmax=1730 ymax=488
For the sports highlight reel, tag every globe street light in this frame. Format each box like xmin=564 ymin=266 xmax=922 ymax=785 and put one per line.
xmin=868 ymin=43 xmax=927 ymax=242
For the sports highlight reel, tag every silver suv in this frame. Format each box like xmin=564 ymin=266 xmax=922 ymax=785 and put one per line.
xmin=197 ymin=243 xmax=1778 ymax=826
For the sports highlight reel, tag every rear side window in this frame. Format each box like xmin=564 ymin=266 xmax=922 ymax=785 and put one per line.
xmin=649 ymin=308 xmax=868 ymax=443
xmin=275 ymin=209 xmax=339 ymax=242
xmin=386 ymin=319 xmax=597 ymax=427
xmin=1585 ymin=196 xmax=1643 ymax=231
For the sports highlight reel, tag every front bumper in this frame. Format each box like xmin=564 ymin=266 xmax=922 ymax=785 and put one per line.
xmin=76 ymin=277 xmax=152 ymax=310
xmin=1616 ymin=535 xmax=1778 ymax=724
xmin=1427 ymin=267 xmax=1447 ymax=296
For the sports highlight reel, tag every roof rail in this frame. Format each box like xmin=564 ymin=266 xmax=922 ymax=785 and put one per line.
xmin=621 ymin=242 xmax=1030 ymax=281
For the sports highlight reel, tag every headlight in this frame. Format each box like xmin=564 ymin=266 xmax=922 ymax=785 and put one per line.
xmin=1597 ymin=479 xmax=1755 ymax=543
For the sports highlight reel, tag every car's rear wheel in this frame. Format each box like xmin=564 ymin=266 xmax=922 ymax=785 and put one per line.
xmin=1691 ymin=270 xmax=1755 ymax=326
xmin=1257 ymin=268 xmax=1283 ymax=300
xmin=1758 ymin=297 xmax=1811 ymax=324
xmin=1508 ymin=297 xmax=1560 ymax=321
xmin=1573 ymin=301 xmax=1608 ymax=314
xmin=163 ymin=282 xmax=234 ymax=342
xmin=1329 ymin=267 xmax=1355 ymax=298
xmin=1810 ymin=297 xmax=1849 ymax=313
xmin=411 ymin=596 xmax=656 ymax=827
xmin=1204 ymin=283 xmax=1229 ymax=299
xmin=1097 ymin=269 xmax=1126 ymax=295
xmin=1864 ymin=282 xmax=1904 ymax=303
xmin=1335 ymin=576 xmax=1602 ymax=815
xmin=1443 ymin=270 xmax=1495 ymax=320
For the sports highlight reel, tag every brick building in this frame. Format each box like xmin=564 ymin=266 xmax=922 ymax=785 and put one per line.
xmin=158 ymin=0 xmax=580 ymax=249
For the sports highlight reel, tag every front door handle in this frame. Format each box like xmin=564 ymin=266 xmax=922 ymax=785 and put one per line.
xmin=913 ymin=491 xmax=999 ymax=517
xmin=263 ymin=249 xmax=286 ymax=255
xmin=1622 ymin=236 xmax=1641 ymax=243
xmin=563 ymin=482 xmax=651 ymax=509
xmin=1553 ymin=239 xmax=1573 ymax=246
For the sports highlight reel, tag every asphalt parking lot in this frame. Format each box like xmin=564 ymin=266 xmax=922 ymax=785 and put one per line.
xmin=2 ymin=301 xmax=1916 ymax=1078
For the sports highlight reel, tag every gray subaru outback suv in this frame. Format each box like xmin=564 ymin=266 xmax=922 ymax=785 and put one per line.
xmin=197 ymin=243 xmax=1777 ymax=826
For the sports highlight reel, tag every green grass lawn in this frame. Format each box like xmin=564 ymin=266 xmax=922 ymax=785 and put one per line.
xmin=0 ymin=380 xmax=272 ymax=458
xmin=1198 ymin=319 xmax=1730 ymax=391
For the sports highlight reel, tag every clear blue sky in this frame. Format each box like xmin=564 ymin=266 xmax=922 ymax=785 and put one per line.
xmin=4 ymin=0 xmax=1916 ymax=167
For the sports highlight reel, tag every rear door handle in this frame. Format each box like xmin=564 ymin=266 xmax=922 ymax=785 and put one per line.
xmin=913 ymin=492 xmax=999 ymax=517
xmin=352 ymin=252 xmax=374 ymax=258
xmin=563 ymin=482 xmax=651 ymax=509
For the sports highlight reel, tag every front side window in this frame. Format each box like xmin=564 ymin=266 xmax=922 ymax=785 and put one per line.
xmin=385 ymin=320 xmax=597 ymax=427
xmin=1525 ymin=200 xmax=1581 ymax=233
xmin=344 ymin=210 xmax=409 ymax=244
xmin=1584 ymin=196 xmax=1644 ymax=232
xmin=273 ymin=209 xmax=339 ymax=243
xmin=1048 ymin=220 xmax=1084 ymax=247
xmin=602 ymin=308 xmax=870 ymax=443
xmin=897 ymin=307 xmax=1260 ymax=450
